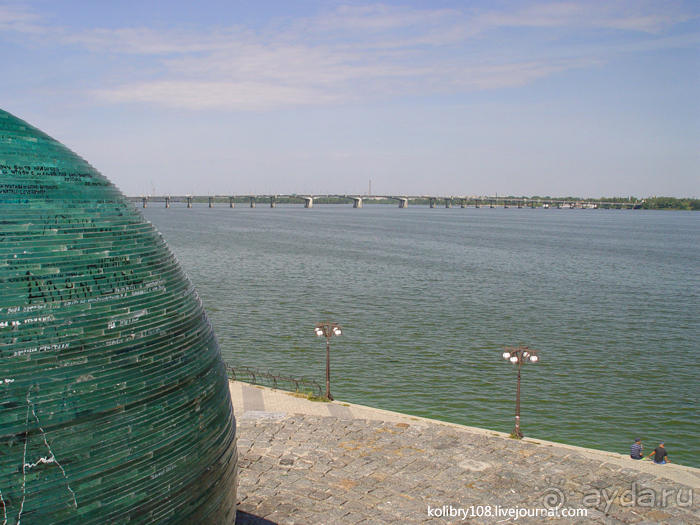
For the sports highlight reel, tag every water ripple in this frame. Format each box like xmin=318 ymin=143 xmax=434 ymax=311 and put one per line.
xmin=143 ymin=205 xmax=700 ymax=467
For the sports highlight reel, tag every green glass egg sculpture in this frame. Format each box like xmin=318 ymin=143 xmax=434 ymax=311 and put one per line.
xmin=0 ymin=109 xmax=237 ymax=524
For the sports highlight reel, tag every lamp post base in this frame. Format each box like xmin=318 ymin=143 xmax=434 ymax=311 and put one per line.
xmin=512 ymin=415 xmax=523 ymax=439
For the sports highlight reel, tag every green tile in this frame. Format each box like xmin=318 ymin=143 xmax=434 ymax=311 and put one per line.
xmin=0 ymin=109 xmax=237 ymax=525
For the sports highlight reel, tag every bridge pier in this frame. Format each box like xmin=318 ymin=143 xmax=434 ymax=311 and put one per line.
xmin=165 ymin=197 xmax=170 ymax=208
xmin=429 ymin=198 xmax=435 ymax=208
xmin=229 ymin=197 xmax=235 ymax=208
xmin=445 ymin=198 xmax=451 ymax=209
xmin=303 ymin=196 xmax=313 ymax=208
xmin=250 ymin=196 xmax=256 ymax=208
xmin=270 ymin=196 xmax=276 ymax=208
xmin=460 ymin=199 xmax=466 ymax=208
xmin=187 ymin=197 xmax=192 ymax=208
xmin=142 ymin=197 xmax=148 ymax=208
xmin=208 ymin=197 xmax=214 ymax=208
xmin=397 ymin=197 xmax=408 ymax=208
xmin=353 ymin=197 xmax=362 ymax=208
xmin=475 ymin=200 xmax=481 ymax=209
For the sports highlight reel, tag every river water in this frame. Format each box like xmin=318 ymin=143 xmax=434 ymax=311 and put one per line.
xmin=141 ymin=204 xmax=700 ymax=467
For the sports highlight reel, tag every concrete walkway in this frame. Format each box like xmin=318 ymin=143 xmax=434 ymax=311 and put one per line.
xmin=230 ymin=381 xmax=700 ymax=524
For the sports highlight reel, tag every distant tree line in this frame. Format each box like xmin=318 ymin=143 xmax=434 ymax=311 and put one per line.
xmin=639 ymin=197 xmax=700 ymax=211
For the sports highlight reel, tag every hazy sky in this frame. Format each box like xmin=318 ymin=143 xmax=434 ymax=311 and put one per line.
xmin=1 ymin=0 xmax=698 ymax=198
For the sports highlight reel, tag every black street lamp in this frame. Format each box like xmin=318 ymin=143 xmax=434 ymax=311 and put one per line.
xmin=314 ymin=322 xmax=342 ymax=400
xmin=501 ymin=344 xmax=539 ymax=439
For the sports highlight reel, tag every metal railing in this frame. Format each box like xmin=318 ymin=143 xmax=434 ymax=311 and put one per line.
xmin=225 ymin=364 xmax=323 ymax=398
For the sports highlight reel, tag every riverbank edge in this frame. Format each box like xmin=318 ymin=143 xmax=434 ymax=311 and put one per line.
xmin=228 ymin=381 xmax=700 ymax=489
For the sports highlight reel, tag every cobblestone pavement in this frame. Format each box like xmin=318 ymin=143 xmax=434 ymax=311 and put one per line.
xmin=231 ymin=384 xmax=699 ymax=524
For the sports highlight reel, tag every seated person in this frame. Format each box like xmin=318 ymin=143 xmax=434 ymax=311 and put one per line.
xmin=630 ymin=438 xmax=643 ymax=460
xmin=647 ymin=443 xmax=669 ymax=464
